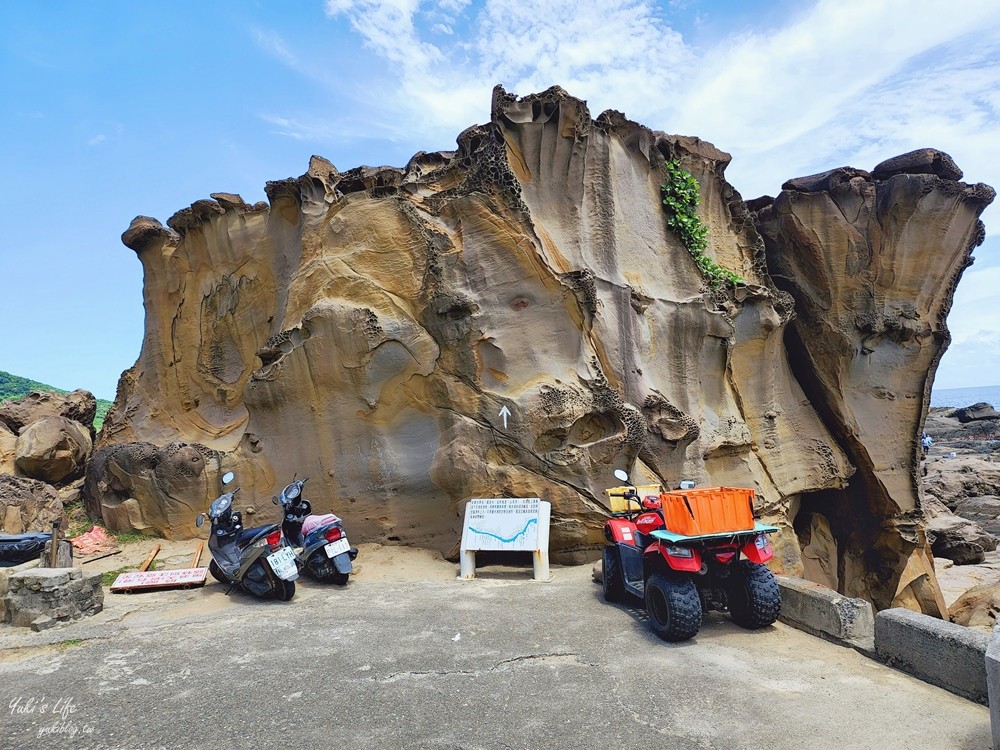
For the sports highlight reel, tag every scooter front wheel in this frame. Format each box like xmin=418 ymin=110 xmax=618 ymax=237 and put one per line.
xmin=209 ymin=559 xmax=229 ymax=584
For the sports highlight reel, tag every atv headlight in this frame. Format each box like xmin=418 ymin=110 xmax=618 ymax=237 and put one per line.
xmin=754 ymin=535 xmax=769 ymax=549
xmin=665 ymin=545 xmax=693 ymax=558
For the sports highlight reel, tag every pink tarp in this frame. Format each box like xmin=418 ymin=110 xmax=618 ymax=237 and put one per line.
xmin=70 ymin=525 xmax=118 ymax=556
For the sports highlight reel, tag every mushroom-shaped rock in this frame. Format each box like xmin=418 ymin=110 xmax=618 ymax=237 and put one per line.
xmin=121 ymin=215 xmax=179 ymax=253
xmin=872 ymin=148 xmax=963 ymax=181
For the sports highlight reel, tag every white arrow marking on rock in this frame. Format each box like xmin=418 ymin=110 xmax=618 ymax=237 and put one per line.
xmin=499 ymin=405 xmax=512 ymax=429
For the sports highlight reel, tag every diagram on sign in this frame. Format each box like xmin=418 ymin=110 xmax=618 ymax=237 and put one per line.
xmin=462 ymin=498 xmax=540 ymax=551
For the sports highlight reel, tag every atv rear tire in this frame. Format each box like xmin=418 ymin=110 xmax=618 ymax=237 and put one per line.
xmin=645 ymin=573 xmax=702 ymax=642
xmin=209 ymin=560 xmax=229 ymax=584
xmin=726 ymin=561 xmax=781 ymax=629
xmin=602 ymin=545 xmax=627 ymax=603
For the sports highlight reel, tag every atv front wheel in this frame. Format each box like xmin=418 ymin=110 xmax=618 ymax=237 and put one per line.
xmin=726 ymin=561 xmax=781 ymax=629
xmin=602 ymin=545 xmax=627 ymax=603
xmin=645 ymin=573 xmax=702 ymax=642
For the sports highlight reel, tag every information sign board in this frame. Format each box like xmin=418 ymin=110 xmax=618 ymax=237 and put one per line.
xmin=460 ymin=497 xmax=551 ymax=581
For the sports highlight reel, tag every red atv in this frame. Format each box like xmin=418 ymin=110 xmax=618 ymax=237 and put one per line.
xmin=602 ymin=470 xmax=781 ymax=642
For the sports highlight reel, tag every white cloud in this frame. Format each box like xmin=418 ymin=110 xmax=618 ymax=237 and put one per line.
xmin=944 ymin=265 xmax=1000 ymax=344
xmin=310 ymin=0 xmax=999 ymax=228
xmin=255 ymin=0 xmax=1000 ymax=385
xmin=934 ymin=331 xmax=1000 ymax=389
xmin=252 ymin=27 xmax=303 ymax=70
xmin=87 ymin=134 xmax=106 ymax=146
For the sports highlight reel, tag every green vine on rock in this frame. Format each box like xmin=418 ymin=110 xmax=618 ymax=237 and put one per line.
xmin=661 ymin=159 xmax=744 ymax=288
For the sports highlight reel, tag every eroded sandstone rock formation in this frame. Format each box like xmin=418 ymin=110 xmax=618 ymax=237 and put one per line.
xmin=92 ymin=86 xmax=993 ymax=614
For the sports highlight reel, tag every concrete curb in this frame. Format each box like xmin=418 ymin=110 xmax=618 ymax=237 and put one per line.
xmin=986 ymin=625 xmax=1000 ymax=749
xmin=776 ymin=576 xmax=874 ymax=653
xmin=875 ymin=607 xmax=989 ymax=704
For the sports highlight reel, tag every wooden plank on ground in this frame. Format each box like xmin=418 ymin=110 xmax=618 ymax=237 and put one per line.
xmin=190 ymin=541 xmax=204 ymax=568
xmin=139 ymin=544 xmax=161 ymax=572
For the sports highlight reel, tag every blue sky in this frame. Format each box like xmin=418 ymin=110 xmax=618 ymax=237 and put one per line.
xmin=2 ymin=0 xmax=999 ymax=399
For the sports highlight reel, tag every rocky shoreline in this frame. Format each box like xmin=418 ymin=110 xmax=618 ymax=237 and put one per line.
xmin=924 ymin=402 xmax=1000 ymax=627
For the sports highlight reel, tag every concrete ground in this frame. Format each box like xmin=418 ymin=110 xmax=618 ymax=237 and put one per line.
xmin=0 ymin=549 xmax=991 ymax=750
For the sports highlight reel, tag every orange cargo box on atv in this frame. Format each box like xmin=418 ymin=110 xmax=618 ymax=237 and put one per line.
xmin=659 ymin=487 xmax=755 ymax=536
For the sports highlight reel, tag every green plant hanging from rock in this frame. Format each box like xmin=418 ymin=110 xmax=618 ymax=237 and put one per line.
xmin=661 ymin=160 xmax=744 ymax=288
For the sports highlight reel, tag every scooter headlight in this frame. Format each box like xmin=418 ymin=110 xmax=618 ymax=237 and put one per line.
xmin=284 ymin=483 xmax=300 ymax=500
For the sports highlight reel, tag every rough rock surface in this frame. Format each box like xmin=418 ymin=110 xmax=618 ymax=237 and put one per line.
xmin=925 ymin=495 xmax=996 ymax=564
xmin=0 ymin=390 xmax=96 ymax=434
xmin=0 ymin=474 xmax=63 ymax=534
xmin=0 ymin=421 xmax=15 ymax=475
xmin=755 ymin=150 xmax=993 ymax=612
xmin=949 ymin=581 xmax=1000 ymax=629
xmin=14 ymin=415 xmax=92 ymax=483
xmin=84 ymin=440 xmax=227 ymax=539
xmin=924 ymin=454 xmax=1000 ymax=509
xmin=953 ymin=403 xmax=1000 ymax=423
xmin=92 ymin=86 xmax=994 ymax=612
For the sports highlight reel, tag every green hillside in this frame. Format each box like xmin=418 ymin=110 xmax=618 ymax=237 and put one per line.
xmin=0 ymin=370 xmax=112 ymax=430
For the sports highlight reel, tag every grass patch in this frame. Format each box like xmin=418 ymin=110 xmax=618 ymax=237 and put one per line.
xmin=111 ymin=529 xmax=152 ymax=545
xmin=101 ymin=566 xmax=133 ymax=586
xmin=55 ymin=639 xmax=84 ymax=649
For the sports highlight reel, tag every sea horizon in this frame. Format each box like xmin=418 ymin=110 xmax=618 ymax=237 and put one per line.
xmin=931 ymin=384 xmax=1000 ymax=409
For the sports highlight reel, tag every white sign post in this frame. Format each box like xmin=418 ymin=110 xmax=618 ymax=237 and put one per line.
xmin=460 ymin=497 xmax=551 ymax=581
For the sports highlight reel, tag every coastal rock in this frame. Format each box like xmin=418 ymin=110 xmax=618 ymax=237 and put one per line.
xmin=92 ymin=86 xmax=994 ymax=613
xmin=949 ymin=581 xmax=1000 ymax=629
xmin=15 ymin=416 xmax=92 ymax=483
xmin=0 ymin=422 xmax=15 ymax=475
xmin=755 ymin=146 xmax=993 ymax=611
xmin=953 ymin=495 xmax=1000 ymax=536
xmin=924 ymin=455 xmax=1000 ymax=510
xmin=0 ymin=474 xmax=63 ymax=533
xmin=952 ymin=403 xmax=1000 ymax=423
xmin=84 ymin=440 xmax=236 ymax=539
xmin=0 ymin=390 xmax=97 ymax=434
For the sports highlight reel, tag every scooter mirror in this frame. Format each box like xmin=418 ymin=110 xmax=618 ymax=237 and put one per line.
xmin=221 ymin=471 xmax=236 ymax=485
xmin=272 ymin=495 xmax=279 ymax=505
xmin=195 ymin=514 xmax=205 ymax=528
xmin=614 ymin=469 xmax=629 ymax=483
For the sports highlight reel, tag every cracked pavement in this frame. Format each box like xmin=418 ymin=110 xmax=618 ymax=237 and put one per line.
xmin=0 ymin=562 xmax=990 ymax=749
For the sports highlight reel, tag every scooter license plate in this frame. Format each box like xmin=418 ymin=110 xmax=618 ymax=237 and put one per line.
xmin=267 ymin=546 xmax=298 ymax=580
xmin=325 ymin=538 xmax=350 ymax=558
